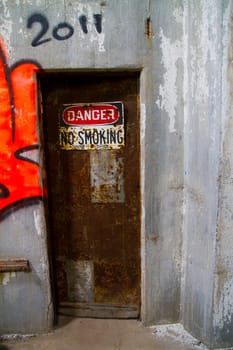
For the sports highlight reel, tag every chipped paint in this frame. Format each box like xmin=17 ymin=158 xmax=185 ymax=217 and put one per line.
xmin=76 ymin=2 xmax=105 ymax=52
xmin=173 ymin=7 xmax=183 ymax=25
xmin=181 ymin=1 xmax=233 ymax=347
xmin=189 ymin=5 xmax=208 ymax=112
xmin=156 ymin=28 xmax=182 ymax=133
xmin=33 ymin=207 xmax=47 ymax=239
xmin=14 ymin=0 xmax=42 ymax=5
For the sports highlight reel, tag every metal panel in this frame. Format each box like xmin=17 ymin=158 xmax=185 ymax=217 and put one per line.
xmin=40 ymin=72 xmax=140 ymax=317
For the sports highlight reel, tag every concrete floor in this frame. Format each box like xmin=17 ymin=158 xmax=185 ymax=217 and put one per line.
xmin=0 ymin=317 xmax=208 ymax=350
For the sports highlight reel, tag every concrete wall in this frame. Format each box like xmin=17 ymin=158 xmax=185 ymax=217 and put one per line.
xmin=181 ymin=1 xmax=233 ymax=349
xmin=142 ymin=0 xmax=184 ymax=325
xmin=0 ymin=0 xmax=184 ymax=334
xmin=212 ymin=1 xmax=233 ymax=348
xmin=0 ymin=0 xmax=233 ymax=348
xmin=0 ymin=205 xmax=53 ymax=334
xmin=182 ymin=0 xmax=223 ymax=344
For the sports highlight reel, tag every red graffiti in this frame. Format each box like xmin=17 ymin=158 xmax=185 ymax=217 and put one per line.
xmin=0 ymin=37 xmax=44 ymax=218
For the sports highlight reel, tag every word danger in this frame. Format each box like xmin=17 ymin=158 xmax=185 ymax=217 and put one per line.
xmin=63 ymin=105 xmax=119 ymax=126
xmin=60 ymin=127 xmax=124 ymax=150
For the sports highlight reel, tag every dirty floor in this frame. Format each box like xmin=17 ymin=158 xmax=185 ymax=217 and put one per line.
xmin=0 ymin=317 xmax=208 ymax=350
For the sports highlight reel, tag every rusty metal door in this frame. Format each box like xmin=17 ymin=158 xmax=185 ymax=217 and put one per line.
xmin=40 ymin=72 xmax=140 ymax=318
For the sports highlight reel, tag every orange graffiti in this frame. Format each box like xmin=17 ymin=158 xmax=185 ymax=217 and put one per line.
xmin=0 ymin=37 xmax=44 ymax=218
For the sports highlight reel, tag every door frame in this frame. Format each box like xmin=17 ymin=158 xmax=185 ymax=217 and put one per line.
xmin=37 ymin=69 xmax=144 ymax=322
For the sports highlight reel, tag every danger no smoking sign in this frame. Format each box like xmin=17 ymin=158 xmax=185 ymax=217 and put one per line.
xmin=59 ymin=102 xmax=124 ymax=150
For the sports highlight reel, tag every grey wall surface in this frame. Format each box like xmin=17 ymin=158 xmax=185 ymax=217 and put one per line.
xmin=0 ymin=1 xmax=233 ymax=349
xmin=182 ymin=0 xmax=223 ymax=345
xmin=0 ymin=204 xmax=53 ymax=334
xmin=212 ymin=1 xmax=233 ymax=348
xmin=0 ymin=0 xmax=184 ymax=334
xmin=181 ymin=1 xmax=233 ymax=349
xmin=142 ymin=0 xmax=184 ymax=325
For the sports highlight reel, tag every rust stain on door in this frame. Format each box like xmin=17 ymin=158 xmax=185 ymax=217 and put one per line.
xmin=40 ymin=72 xmax=141 ymax=317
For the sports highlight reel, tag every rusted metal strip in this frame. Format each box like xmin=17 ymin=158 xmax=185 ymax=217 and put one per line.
xmin=0 ymin=258 xmax=30 ymax=272
xmin=59 ymin=302 xmax=139 ymax=319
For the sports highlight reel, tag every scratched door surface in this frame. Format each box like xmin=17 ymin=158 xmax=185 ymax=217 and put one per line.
xmin=40 ymin=72 xmax=140 ymax=318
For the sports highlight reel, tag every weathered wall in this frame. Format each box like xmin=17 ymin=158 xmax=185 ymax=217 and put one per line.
xmin=182 ymin=0 xmax=222 ymax=343
xmin=0 ymin=204 xmax=53 ymax=334
xmin=181 ymin=1 xmax=233 ymax=349
xmin=0 ymin=0 xmax=184 ymax=334
xmin=1 ymin=1 xmax=233 ymax=349
xmin=142 ymin=0 xmax=184 ymax=324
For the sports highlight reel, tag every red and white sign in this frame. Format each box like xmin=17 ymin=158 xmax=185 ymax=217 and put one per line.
xmin=59 ymin=102 xmax=124 ymax=150
xmin=63 ymin=104 xmax=120 ymax=126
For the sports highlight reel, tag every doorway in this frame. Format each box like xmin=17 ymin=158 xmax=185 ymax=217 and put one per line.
xmin=39 ymin=71 xmax=141 ymax=318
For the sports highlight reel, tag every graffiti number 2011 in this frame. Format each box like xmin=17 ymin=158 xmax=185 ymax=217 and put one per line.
xmin=27 ymin=13 xmax=102 ymax=47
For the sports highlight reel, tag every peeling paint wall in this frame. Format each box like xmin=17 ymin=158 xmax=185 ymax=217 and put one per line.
xmin=0 ymin=1 xmax=233 ymax=348
xmin=156 ymin=27 xmax=182 ymax=133
xmin=181 ymin=1 xmax=233 ymax=349
xmin=0 ymin=0 xmax=184 ymax=334
xmin=182 ymin=0 xmax=221 ymax=343
xmin=142 ymin=0 xmax=184 ymax=324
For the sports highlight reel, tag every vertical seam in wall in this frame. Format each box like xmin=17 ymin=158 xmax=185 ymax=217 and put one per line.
xmin=140 ymin=69 xmax=146 ymax=324
xmin=210 ymin=10 xmax=220 ymax=348
xmin=210 ymin=2 xmax=222 ymax=345
xmin=180 ymin=0 xmax=189 ymax=325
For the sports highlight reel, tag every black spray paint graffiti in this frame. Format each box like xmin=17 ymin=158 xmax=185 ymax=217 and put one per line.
xmin=27 ymin=12 xmax=102 ymax=47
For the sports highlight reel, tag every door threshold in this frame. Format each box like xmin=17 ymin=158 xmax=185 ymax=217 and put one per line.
xmin=58 ymin=302 xmax=139 ymax=319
